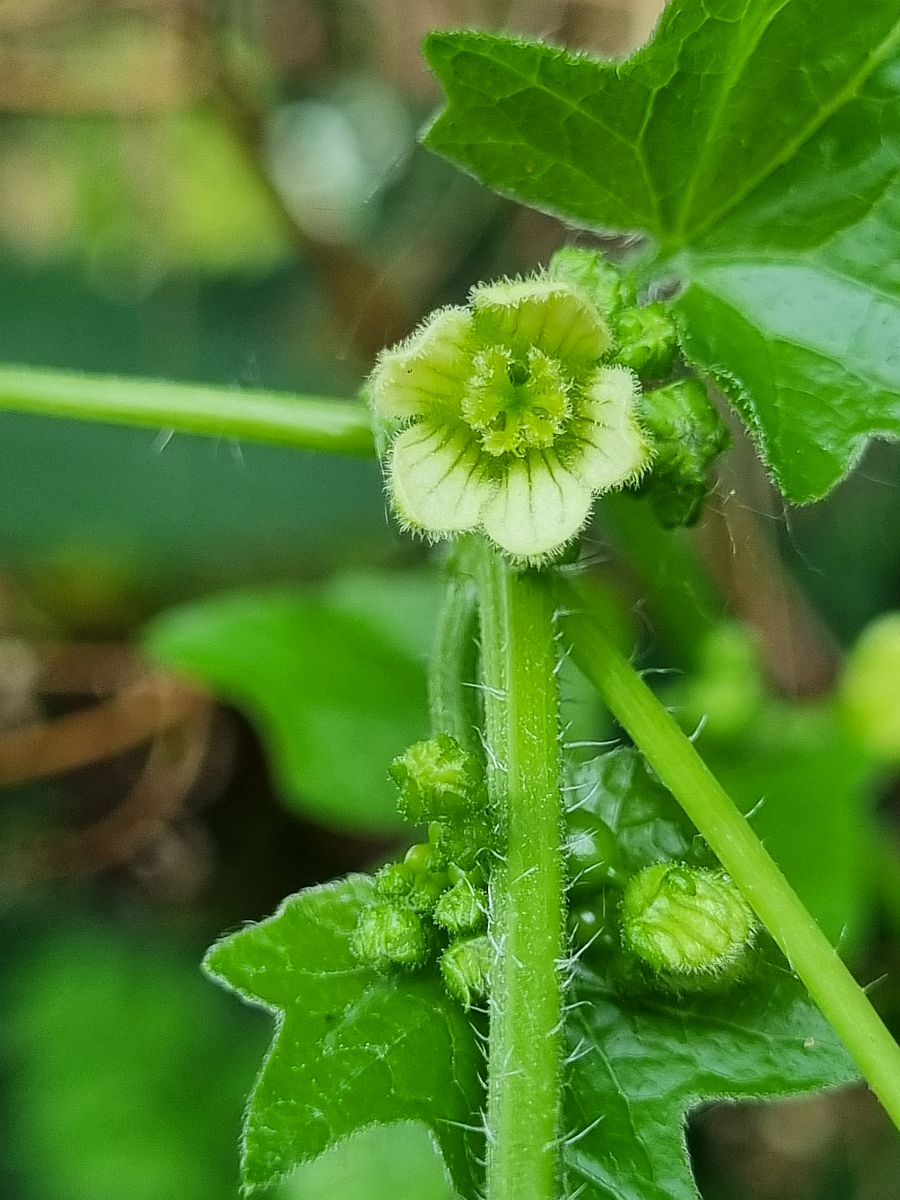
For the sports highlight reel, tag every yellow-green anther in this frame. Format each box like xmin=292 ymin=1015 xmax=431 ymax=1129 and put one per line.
xmin=440 ymin=934 xmax=493 ymax=1009
xmin=351 ymin=902 xmax=432 ymax=971
xmin=621 ymin=864 xmax=757 ymax=976
xmin=369 ymin=270 xmax=651 ymax=563
xmin=434 ymin=878 xmax=488 ymax=935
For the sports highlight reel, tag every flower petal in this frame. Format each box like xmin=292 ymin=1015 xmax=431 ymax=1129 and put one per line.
xmin=480 ymin=450 xmax=592 ymax=561
xmin=568 ymin=365 xmax=651 ymax=490
xmin=370 ymin=307 xmax=474 ymax=421
xmin=389 ymin=421 xmax=489 ymax=535
xmin=471 ymin=278 xmax=609 ymax=369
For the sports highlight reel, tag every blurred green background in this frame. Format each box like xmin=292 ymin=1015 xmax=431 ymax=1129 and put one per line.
xmin=1 ymin=2 xmax=898 ymax=1199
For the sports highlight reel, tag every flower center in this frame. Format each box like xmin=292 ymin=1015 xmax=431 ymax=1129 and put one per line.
xmin=461 ymin=346 xmax=572 ymax=456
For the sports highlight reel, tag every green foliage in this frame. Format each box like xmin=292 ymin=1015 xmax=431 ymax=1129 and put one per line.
xmin=204 ymin=744 xmax=862 ymax=1200
xmin=567 ymin=748 xmax=704 ymax=875
xmin=144 ymin=572 xmax=441 ymax=831
xmin=204 ymin=876 xmax=484 ymax=1197
xmin=423 ymin=3 xmax=900 ymax=501
xmin=565 ymin=946 xmax=858 ymax=1200
xmin=561 ymin=750 xmax=857 ymax=1199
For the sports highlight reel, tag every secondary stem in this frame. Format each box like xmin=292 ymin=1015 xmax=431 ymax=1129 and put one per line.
xmin=474 ymin=540 xmax=565 ymax=1200
xmin=562 ymin=596 xmax=900 ymax=1131
xmin=429 ymin=543 xmax=481 ymax=756
xmin=0 ymin=365 xmax=375 ymax=457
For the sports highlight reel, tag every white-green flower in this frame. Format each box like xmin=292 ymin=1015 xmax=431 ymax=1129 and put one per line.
xmin=368 ymin=276 xmax=650 ymax=563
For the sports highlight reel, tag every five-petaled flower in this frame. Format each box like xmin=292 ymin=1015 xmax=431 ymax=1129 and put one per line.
xmin=368 ymin=275 xmax=651 ymax=563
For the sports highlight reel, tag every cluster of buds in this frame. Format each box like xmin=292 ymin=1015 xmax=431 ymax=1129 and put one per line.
xmin=351 ymin=735 xmax=493 ymax=1009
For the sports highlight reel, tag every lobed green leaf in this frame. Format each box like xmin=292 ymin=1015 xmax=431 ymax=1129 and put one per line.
xmin=565 ymin=947 xmax=858 ymax=1200
xmin=204 ymin=876 xmax=484 ymax=1197
xmin=423 ymin=2 xmax=900 ymax=501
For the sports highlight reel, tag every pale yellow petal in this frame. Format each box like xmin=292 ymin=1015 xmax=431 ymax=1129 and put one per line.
xmin=370 ymin=307 xmax=474 ymax=421
xmin=480 ymin=450 xmax=592 ymax=561
xmin=471 ymin=278 xmax=609 ymax=368
xmin=569 ymin=365 xmax=651 ymax=491
xmin=389 ymin=422 xmax=489 ymax=534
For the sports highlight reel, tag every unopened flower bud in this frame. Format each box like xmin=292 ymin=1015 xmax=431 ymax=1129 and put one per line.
xmin=548 ymin=246 xmax=636 ymax=314
xmin=621 ymin=864 xmax=756 ymax=977
xmin=390 ymin=735 xmax=484 ymax=824
xmin=613 ymin=303 xmax=677 ymax=379
xmin=433 ymin=878 xmax=487 ymax=935
xmin=351 ymin=902 xmax=432 ymax=971
xmin=440 ymin=935 xmax=493 ymax=1009
xmin=636 ymin=378 xmax=729 ymax=527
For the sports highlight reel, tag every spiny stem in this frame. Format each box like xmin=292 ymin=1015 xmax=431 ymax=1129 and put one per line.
xmin=561 ymin=593 xmax=900 ymax=1132
xmin=0 ymin=365 xmax=375 ymax=457
xmin=474 ymin=540 xmax=565 ymax=1200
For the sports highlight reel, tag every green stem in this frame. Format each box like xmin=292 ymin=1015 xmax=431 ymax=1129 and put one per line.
xmin=0 ymin=365 xmax=375 ymax=457
xmin=562 ymin=595 xmax=900 ymax=1131
xmin=429 ymin=544 xmax=481 ymax=755
xmin=475 ymin=540 xmax=565 ymax=1200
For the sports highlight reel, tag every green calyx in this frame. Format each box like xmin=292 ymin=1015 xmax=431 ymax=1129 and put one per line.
xmin=621 ymin=863 xmax=757 ymax=978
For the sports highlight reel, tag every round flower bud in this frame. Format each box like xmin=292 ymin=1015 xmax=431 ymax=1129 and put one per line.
xmin=433 ymin=878 xmax=487 ymax=935
xmin=400 ymin=842 xmax=449 ymax=913
xmin=351 ymin=902 xmax=432 ymax=971
xmin=548 ymin=246 xmax=636 ymax=314
xmin=373 ymin=861 xmax=413 ymax=899
xmin=389 ymin=735 xmax=484 ymax=824
xmin=621 ymin=863 xmax=756 ymax=977
xmin=839 ymin=613 xmax=900 ymax=764
xmin=440 ymin=935 xmax=493 ymax=1009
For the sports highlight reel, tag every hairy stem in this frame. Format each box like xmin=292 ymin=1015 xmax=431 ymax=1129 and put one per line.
xmin=562 ymin=594 xmax=900 ymax=1131
xmin=429 ymin=543 xmax=481 ymax=755
xmin=475 ymin=541 xmax=565 ymax=1200
xmin=0 ymin=366 xmax=375 ymax=457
